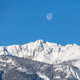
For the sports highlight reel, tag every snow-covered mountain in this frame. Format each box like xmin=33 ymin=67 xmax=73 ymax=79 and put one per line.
xmin=0 ymin=40 xmax=80 ymax=80
xmin=0 ymin=40 xmax=80 ymax=67
xmin=0 ymin=55 xmax=80 ymax=80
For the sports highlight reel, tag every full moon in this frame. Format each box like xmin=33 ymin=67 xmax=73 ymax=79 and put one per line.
xmin=46 ymin=13 xmax=53 ymax=20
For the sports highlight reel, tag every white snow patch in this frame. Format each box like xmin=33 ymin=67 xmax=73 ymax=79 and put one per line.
xmin=37 ymin=72 xmax=50 ymax=80
xmin=17 ymin=67 xmax=32 ymax=74
xmin=0 ymin=58 xmax=17 ymax=68
xmin=72 ymin=60 xmax=80 ymax=69
xmin=54 ymin=65 xmax=80 ymax=79
xmin=0 ymin=59 xmax=15 ymax=64
xmin=54 ymin=76 xmax=60 ymax=79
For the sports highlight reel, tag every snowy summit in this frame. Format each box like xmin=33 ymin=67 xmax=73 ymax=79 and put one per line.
xmin=0 ymin=40 xmax=80 ymax=80
xmin=0 ymin=40 xmax=80 ymax=68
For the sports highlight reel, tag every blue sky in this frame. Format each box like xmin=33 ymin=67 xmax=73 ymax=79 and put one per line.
xmin=0 ymin=0 xmax=80 ymax=46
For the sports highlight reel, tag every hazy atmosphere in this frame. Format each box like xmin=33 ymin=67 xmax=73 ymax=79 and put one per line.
xmin=0 ymin=0 xmax=80 ymax=46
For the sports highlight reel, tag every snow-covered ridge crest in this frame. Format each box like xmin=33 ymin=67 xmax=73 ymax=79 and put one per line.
xmin=0 ymin=39 xmax=59 ymax=57
xmin=0 ymin=40 xmax=80 ymax=67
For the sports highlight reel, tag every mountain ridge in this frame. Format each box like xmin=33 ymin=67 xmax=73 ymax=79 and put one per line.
xmin=0 ymin=40 xmax=80 ymax=80
xmin=0 ymin=40 xmax=80 ymax=68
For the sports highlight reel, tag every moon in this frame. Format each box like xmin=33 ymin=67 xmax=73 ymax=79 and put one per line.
xmin=46 ymin=13 xmax=53 ymax=20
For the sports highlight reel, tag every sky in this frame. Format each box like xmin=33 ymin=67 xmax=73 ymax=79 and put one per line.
xmin=0 ymin=0 xmax=80 ymax=46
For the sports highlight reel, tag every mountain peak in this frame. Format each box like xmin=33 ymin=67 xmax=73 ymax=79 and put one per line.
xmin=35 ymin=39 xmax=45 ymax=44
xmin=0 ymin=40 xmax=80 ymax=66
xmin=73 ymin=43 xmax=78 ymax=46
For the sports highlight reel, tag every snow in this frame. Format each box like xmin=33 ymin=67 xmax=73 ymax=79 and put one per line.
xmin=54 ymin=76 xmax=60 ymax=79
xmin=37 ymin=72 xmax=50 ymax=80
xmin=17 ymin=67 xmax=33 ymax=74
xmin=0 ymin=40 xmax=80 ymax=68
xmin=1 ymin=40 xmax=80 ymax=80
xmin=72 ymin=60 xmax=80 ymax=69
xmin=54 ymin=65 xmax=80 ymax=79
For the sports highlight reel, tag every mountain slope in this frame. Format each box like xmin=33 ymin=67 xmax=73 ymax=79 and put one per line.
xmin=0 ymin=55 xmax=80 ymax=80
xmin=0 ymin=40 xmax=80 ymax=66
xmin=0 ymin=40 xmax=80 ymax=79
